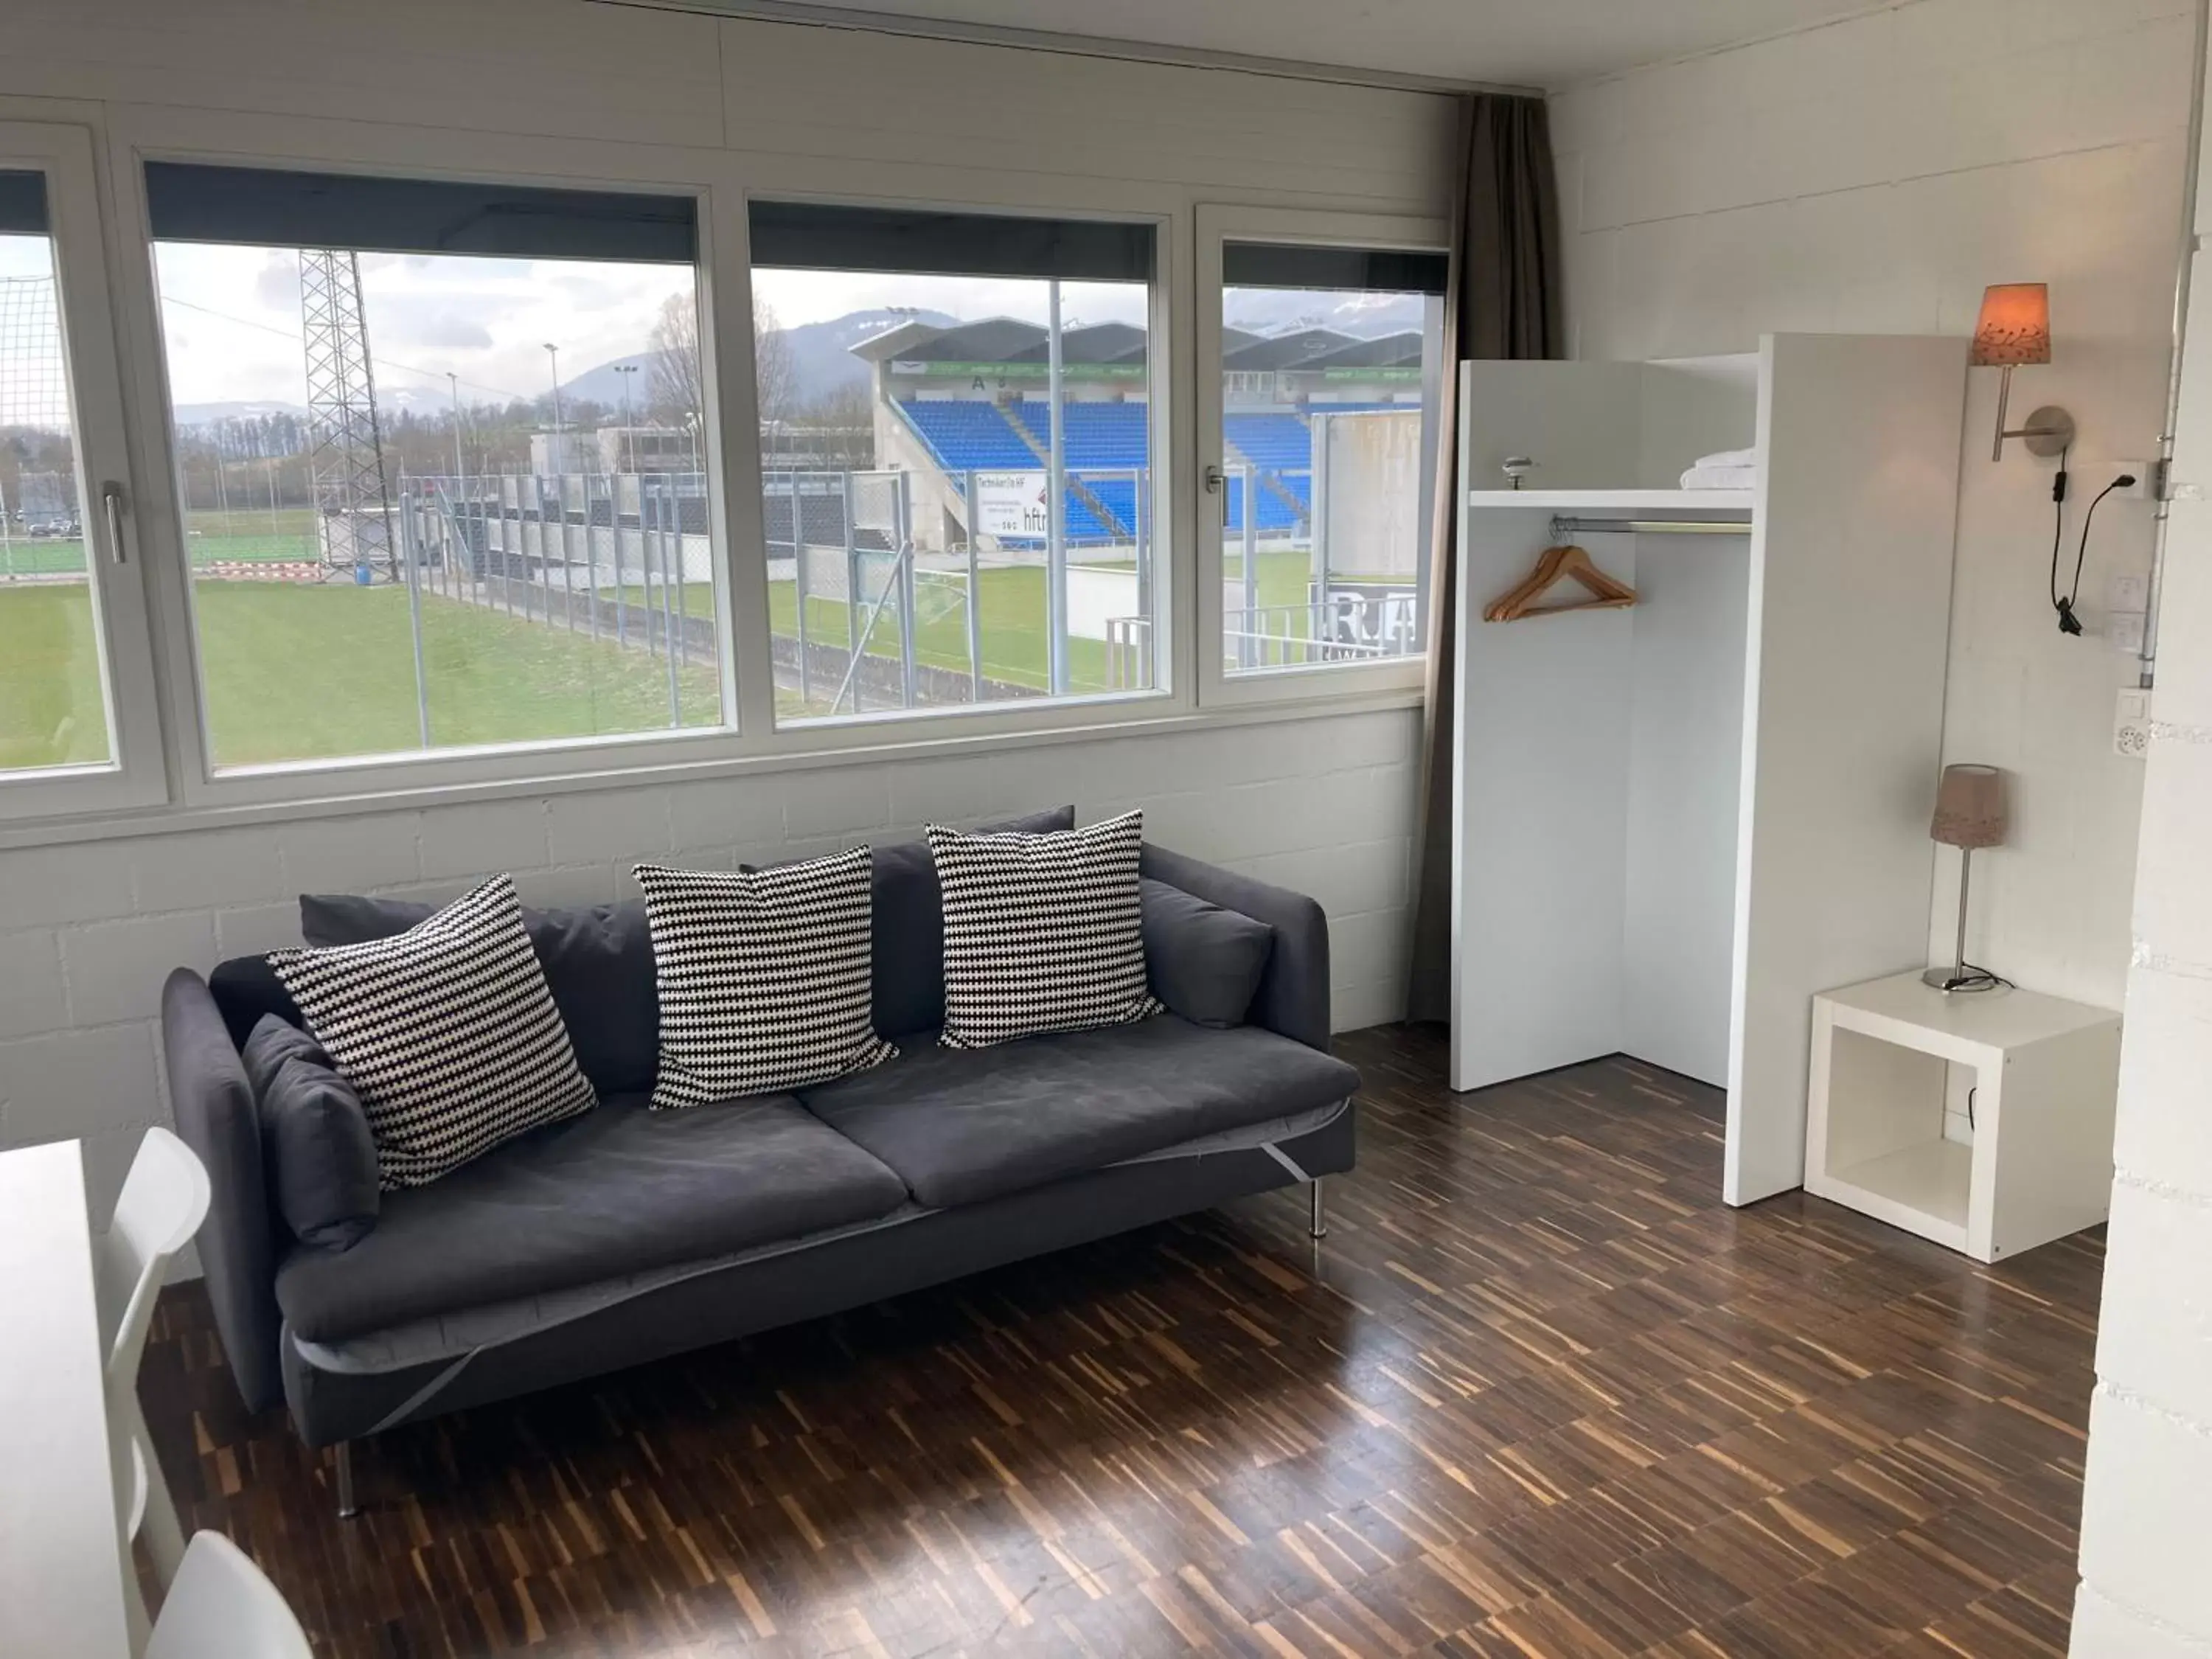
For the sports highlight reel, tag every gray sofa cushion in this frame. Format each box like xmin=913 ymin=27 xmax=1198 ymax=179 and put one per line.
xmin=261 ymin=1056 xmax=380 ymax=1252
xmin=1140 ymin=877 xmax=1274 ymax=1028
xmin=299 ymin=893 xmax=658 ymax=1096
xmin=242 ymin=1015 xmax=379 ymax=1251
xmin=275 ymin=1092 xmax=908 ymax=1343
xmin=240 ymin=1013 xmax=329 ymax=1101
xmin=798 ymin=1015 xmax=1360 ymax=1208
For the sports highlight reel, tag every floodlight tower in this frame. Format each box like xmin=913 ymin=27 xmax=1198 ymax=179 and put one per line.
xmin=299 ymin=248 xmax=396 ymax=581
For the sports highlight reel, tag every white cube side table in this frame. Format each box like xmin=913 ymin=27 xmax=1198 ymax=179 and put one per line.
xmin=1805 ymin=971 xmax=2121 ymax=1262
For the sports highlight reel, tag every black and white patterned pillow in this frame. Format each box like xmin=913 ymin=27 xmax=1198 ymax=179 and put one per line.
xmin=927 ymin=810 xmax=1163 ymax=1049
xmin=267 ymin=874 xmax=596 ymax=1189
xmin=635 ymin=849 xmax=896 ymax=1110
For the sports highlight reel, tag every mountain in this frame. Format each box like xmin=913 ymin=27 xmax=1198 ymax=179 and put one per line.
xmin=560 ymin=307 xmax=956 ymax=420
xmin=556 ymin=352 xmax=656 ymax=414
xmin=173 ymin=399 xmax=307 ymax=427
xmin=1224 ymin=290 xmax=1430 ymax=339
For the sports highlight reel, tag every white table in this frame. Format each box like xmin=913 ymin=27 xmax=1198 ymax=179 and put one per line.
xmin=0 ymin=1141 xmax=136 ymax=1657
xmin=1806 ymin=972 xmax=2122 ymax=1262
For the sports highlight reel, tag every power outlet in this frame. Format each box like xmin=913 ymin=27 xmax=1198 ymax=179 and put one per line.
xmin=2115 ymin=689 xmax=2153 ymax=759
xmin=2110 ymin=611 xmax=2147 ymax=654
xmin=2090 ymin=462 xmax=2153 ymax=501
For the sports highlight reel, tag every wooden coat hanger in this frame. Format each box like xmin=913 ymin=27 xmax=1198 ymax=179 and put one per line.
xmin=1483 ymin=543 xmax=1638 ymax=622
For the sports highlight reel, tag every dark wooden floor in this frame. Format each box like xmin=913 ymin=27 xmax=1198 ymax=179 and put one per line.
xmin=144 ymin=1026 xmax=2103 ymax=1658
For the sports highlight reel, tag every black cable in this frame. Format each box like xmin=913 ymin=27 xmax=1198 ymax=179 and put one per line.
xmin=2048 ymin=446 xmax=2080 ymax=635
xmin=2058 ymin=472 xmax=2135 ymax=640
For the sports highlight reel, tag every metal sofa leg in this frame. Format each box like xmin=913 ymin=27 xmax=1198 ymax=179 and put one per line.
xmin=334 ymin=1441 xmax=360 ymax=1520
xmin=1309 ymin=1178 xmax=1328 ymax=1240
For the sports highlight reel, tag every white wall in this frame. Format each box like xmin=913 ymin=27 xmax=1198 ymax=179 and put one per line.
xmin=2071 ymin=17 xmax=2212 ymax=1649
xmin=0 ymin=0 xmax=1455 ymax=1219
xmin=1552 ymin=0 xmax=2196 ymax=1015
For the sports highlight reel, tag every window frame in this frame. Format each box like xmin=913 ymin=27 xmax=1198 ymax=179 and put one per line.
xmin=0 ymin=104 xmax=1433 ymax=843
xmin=0 ymin=119 xmax=169 ymax=821
xmin=1194 ymin=203 xmax=1448 ymax=711
xmin=105 ymin=109 xmax=751 ymax=810
xmin=736 ymin=181 xmax=1181 ymax=745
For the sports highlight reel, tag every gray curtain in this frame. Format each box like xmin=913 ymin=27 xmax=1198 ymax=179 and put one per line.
xmin=1405 ymin=94 xmax=1564 ymax=1026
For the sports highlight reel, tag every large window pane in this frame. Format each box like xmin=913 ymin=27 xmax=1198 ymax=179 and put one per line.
xmin=147 ymin=164 xmax=725 ymax=771
xmin=0 ymin=169 xmax=114 ymax=776
xmin=1220 ymin=240 xmax=1445 ymax=675
xmin=750 ymin=202 xmax=1158 ymax=723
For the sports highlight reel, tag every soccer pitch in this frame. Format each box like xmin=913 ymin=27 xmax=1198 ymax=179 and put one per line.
xmin=0 ymin=517 xmax=1326 ymax=771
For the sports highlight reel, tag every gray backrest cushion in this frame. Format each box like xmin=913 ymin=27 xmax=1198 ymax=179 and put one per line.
xmin=207 ymin=954 xmax=305 ymax=1049
xmin=260 ymin=1054 xmax=380 ymax=1251
xmin=240 ymin=1012 xmax=329 ymax=1100
xmin=242 ymin=1015 xmax=378 ymax=1251
xmin=1139 ymin=843 xmax=1332 ymax=1051
xmin=298 ymin=892 xmax=658 ymax=1095
xmin=1140 ymin=877 xmax=1275 ymax=1029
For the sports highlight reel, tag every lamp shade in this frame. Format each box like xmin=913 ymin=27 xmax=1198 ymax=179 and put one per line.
xmin=1931 ymin=763 xmax=2007 ymax=849
xmin=1970 ymin=283 xmax=2051 ymax=367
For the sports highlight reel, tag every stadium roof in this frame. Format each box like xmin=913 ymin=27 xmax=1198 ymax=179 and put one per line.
xmin=848 ymin=318 xmax=945 ymax=362
xmin=1222 ymin=328 xmax=1356 ymax=371
xmin=1298 ymin=331 xmax=1424 ymax=370
xmin=1004 ymin=321 xmax=1147 ymax=365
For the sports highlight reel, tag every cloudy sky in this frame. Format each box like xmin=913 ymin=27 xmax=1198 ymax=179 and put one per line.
xmin=4 ymin=227 xmax=1419 ymax=422
xmin=152 ymin=244 xmax=698 ymax=410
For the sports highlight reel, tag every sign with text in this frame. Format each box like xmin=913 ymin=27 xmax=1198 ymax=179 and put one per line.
xmin=974 ymin=470 xmax=1050 ymax=540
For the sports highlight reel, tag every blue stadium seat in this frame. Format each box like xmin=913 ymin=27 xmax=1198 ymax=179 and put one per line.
xmin=897 ymin=400 xmax=1037 ymax=473
xmin=1224 ymin=413 xmax=1310 ymax=472
xmin=1010 ymin=401 xmax=1150 ymax=467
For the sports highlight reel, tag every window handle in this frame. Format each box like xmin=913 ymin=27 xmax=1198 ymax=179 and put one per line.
xmin=102 ymin=481 xmax=129 ymax=566
xmin=1205 ymin=463 xmax=1228 ymax=528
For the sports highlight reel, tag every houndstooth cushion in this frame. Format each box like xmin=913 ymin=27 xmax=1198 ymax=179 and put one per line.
xmin=267 ymin=874 xmax=596 ymax=1189
xmin=635 ymin=849 xmax=896 ymax=1110
xmin=927 ymin=810 xmax=1163 ymax=1049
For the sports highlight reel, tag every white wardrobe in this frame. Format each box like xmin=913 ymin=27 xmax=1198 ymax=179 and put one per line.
xmin=1450 ymin=335 xmax=1967 ymax=1206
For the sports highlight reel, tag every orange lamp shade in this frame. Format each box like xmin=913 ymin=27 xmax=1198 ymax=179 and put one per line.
xmin=1970 ymin=283 xmax=2051 ymax=368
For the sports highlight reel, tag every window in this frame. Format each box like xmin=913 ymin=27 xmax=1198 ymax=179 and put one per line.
xmin=0 ymin=125 xmax=163 ymax=818
xmin=748 ymin=201 xmax=1159 ymax=723
xmin=1214 ymin=238 xmax=1447 ymax=678
xmin=145 ymin=162 xmax=726 ymax=773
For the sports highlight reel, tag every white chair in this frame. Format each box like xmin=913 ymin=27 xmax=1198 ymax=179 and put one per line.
xmin=146 ymin=1531 xmax=311 ymax=1659
xmin=96 ymin=1126 xmax=212 ymax=1606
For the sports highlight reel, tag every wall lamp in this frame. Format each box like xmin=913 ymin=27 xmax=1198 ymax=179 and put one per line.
xmin=1972 ymin=282 xmax=2073 ymax=461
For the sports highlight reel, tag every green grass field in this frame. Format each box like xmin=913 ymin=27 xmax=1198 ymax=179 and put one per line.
xmin=0 ymin=577 xmax=720 ymax=772
xmin=0 ymin=527 xmax=1371 ymax=772
xmin=0 ymin=582 xmax=111 ymax=770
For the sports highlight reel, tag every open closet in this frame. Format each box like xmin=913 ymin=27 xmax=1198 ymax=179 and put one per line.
xmin=1451 ymin=335 xmax=1967 ymax=1205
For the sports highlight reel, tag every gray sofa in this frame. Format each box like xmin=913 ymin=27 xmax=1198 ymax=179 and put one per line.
xmin=161 ymin=832 xmax=1358 ymax=1514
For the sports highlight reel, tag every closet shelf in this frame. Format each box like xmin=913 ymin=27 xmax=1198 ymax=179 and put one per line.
xmin=1464 ymin=488 xmax=1754 ymax=512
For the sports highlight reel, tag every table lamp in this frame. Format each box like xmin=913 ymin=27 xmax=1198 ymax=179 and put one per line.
xmin=1924 ymin=763 xmax=2006 ymax=992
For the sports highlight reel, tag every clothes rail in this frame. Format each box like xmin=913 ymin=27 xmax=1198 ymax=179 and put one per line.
xmin=1551 ymin=516 xmax=1752 ymax=538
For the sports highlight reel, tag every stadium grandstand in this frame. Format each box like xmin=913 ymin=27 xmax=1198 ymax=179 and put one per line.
xmin=849 ymin=313 xmax=1427 ymax=555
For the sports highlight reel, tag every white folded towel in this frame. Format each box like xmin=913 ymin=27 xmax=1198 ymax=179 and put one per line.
xmin=1691 ymin=447 xmax=1756 ymax=470
xmin=1680 ymin=463 xmax=1756 ymax=490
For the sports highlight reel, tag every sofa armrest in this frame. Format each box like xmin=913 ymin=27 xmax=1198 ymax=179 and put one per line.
xmin=161 ymin=968 xmax=284 ymax=1412
xmin=1139 ymin=843 xmax=1331 ymax=1051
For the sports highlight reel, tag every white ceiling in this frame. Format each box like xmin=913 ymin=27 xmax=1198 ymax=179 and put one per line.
xmin=742 ymin=0 xmax=1886 ymax=88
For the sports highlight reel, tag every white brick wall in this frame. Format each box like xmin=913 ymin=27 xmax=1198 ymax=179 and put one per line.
xmin=0 ymin=709 xmax=1422 ymax=1222
xmin=1551 ymin=0 xmax=2196 ymax=1013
